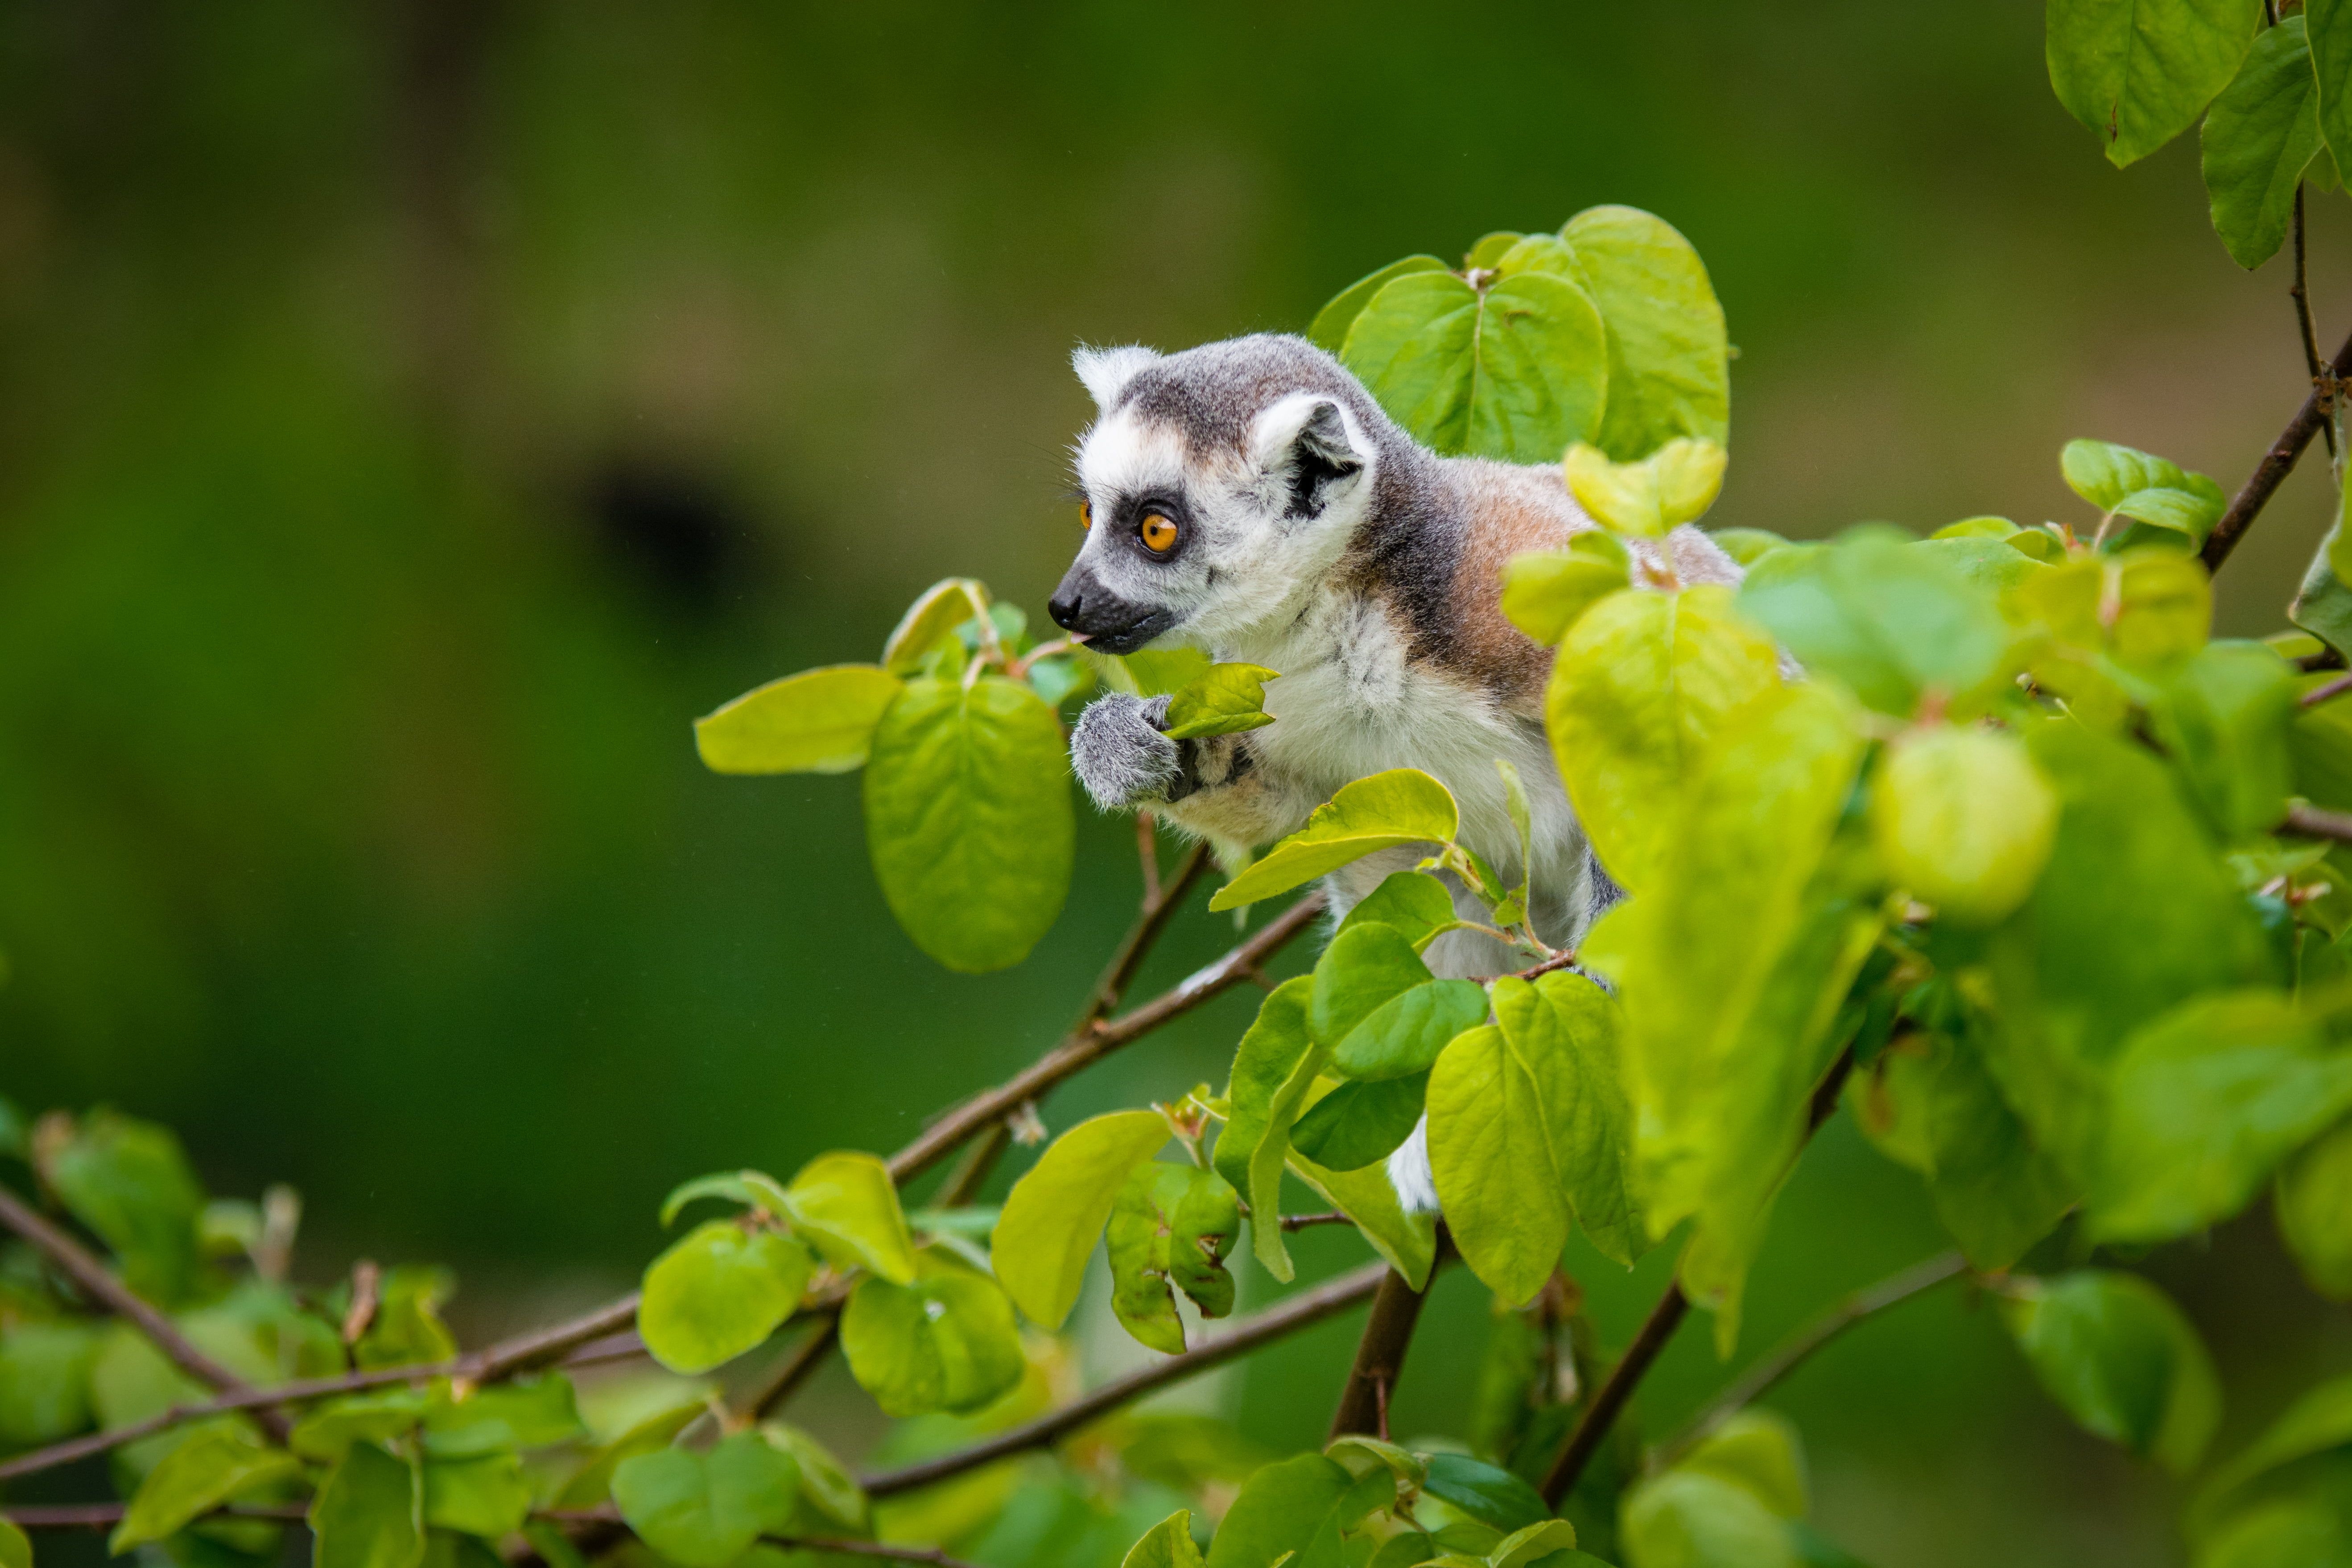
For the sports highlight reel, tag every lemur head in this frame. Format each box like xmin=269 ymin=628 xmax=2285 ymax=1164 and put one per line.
xmin=1048 ymin=334 xmax=1395 ymax=654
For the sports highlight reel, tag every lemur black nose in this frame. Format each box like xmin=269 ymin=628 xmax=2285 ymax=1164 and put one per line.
xmin=1048 ymin=586 xmax=1085 ymax=632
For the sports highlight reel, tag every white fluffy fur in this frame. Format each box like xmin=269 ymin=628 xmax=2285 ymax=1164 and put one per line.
xmin=1071 ymin=344 xmax=1161 ymax=412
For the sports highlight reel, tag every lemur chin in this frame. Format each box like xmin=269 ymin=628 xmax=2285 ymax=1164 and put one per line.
xmin=1050 ymin=333 xmax=1741 ymax=1214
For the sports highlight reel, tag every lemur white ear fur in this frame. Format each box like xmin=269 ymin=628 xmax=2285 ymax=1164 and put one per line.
xmin=1072 ymin=344 xmax=1161 ymax=412
xmin=1250 ymin=392 xmax=1363 ymax=473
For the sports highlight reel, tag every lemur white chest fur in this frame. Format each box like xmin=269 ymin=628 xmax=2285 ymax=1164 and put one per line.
xmin=1048 ymin=332 xmax=1741 ymax=1212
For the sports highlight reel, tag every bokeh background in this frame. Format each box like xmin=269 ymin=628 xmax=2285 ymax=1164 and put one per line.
xmin=4 ymin=3 xmax=2350 ymax=1564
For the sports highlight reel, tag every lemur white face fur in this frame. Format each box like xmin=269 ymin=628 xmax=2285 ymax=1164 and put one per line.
xmin=1049 ymin=341 xmax=1384 ymax=655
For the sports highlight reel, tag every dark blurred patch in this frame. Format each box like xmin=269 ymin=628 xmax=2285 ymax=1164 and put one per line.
xmin=583 ymin=458 xmax=773 ymax=617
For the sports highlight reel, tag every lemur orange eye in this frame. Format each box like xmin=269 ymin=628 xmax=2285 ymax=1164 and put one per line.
xmin=1080 ymin=501 xmax=1093 ymax=531
xmin=1139 ymin=513 xmax=1178 ymax=553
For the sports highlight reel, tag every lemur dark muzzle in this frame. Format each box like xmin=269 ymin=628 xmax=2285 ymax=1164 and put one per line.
xmin=1047 ymin=567 xmax=1180 ymax=656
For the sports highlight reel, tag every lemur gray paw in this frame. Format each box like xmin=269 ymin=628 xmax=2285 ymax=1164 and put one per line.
xmin=1070 ymin=693 xmax=1182 ymax=812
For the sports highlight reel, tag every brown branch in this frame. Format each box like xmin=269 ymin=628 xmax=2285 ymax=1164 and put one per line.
xmin=2201 ymin=326 xmax=2352 ymax=571
xmin=1539 ymin=1044 xmax=1861 ymax=1506
xmin=1280 ymin=1211 xmax=1355 ymax=1231
xmin=887 ymin=889 xmax=1327 ymax=1185
xmin=2294 ymin=186 xmax=2335 ymax=459
xmin=1651 ymin=1249 xmax=1967 ymax=1470
xmin=0 ymin=1291 xmax=640 ymax=1482
xmin=2303 ymin=670 xmax=2352 ymax=707
xmin=2285 ymin=801 xmax=2352 ymax=842
xmin=763 ymin=1539 xmax=985 ymax=1568
xmin=860 ymin=1259 xmax=1389 ymax=1498
xmin=0 ymin=1184 xmax=292 ymax=1442
xmin=1328 ymin=1267 xmax=1435 ymax=1440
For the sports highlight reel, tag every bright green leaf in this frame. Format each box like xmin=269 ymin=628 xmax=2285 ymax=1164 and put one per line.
xmin=1290 ymin=1074 xmax=1428 ymax=1171
xmin=1999 ymin=1270 xmax=2220 ymax=1473
xmin=1209 ymin=770 xmax=1460 ymax=912
xmin=1205 ymin=1453 xmax=1357 ymax=1568
xmin=423 ymin=1452 xmax=534 ymax=1539
xmin=991 ymin=1109 xmax=1169 ymax=1330
xmin=421 ymin=1374 xmax=584 ymax=1458
xmin=612 ymin=1432 xmax=800 ymax=1568
xmin=1430 ymin=1023 xmax=1571 ymax=1307
xmin=2047 ymin=0 xmax=2263 ymax=167
xmin=694 ymin=666 xmax=905 ymax=776
xmin=2193 ymin=1374 xmax=2352 ymax=1537
xmin=1621 ymin=1468 xmax=1796 ymax=1568
xmin=309 ymin=1441 xmax=425 ymax=1568
xmin=637 ymin=1221 xmax=813 ymax=1376
xmin=2278 ymin=1117 xmax=2352 ymax=1299
xmin=1494 ymin=971 xmax=1645 ymax=1267
xmin=841 ymin=1254 xmax=1024 ymax=1417
xmin=1560 ymin=205 xmax=1732 ymax=461
xmin=2150 ymin=641 xmax=2298 ymax=841
xmin=110 ymin=1422 xmax=301 ymax=1553
xmin=290 ymin=1390 xmax=431 ymax=1464
xmin=39 ymin=1108 xmax=206 ymax=1308
xmin=881 ymin=578 xmax=989 ymax=674
xmin=2311 ymin=0 xmax=2352 ymax=186
xmin=1564 ymin=439 xmax=1726 ymax=539
xmin=1107 ymin=1163 xmax=1242 ymax=1354
xmin=1678 ymin=1409 xmax=1807 ymax=1520
xmin=0 ymin=1518 xmax=27 ymax=1568
xmin=1162 ymin=664 xmax=1281 ymax=740
xmin=1338 ymin=872 xmax=1461 ymax=951
xmin=0 ymin=1320 xmax=99 ymax=1447
xmin=784 ymin=1151 xmax=918 ymax=1285
xmin=864 ymin=674 xmax=1074 ymax=973
xmin=1872 ymin=725 xmax=2058 ymax=924
xmin=355 ymin=1267 xmax=460 ymax=1372
xmin=1307 ymin=257 xmax=1450 ymax=354
xmin=1501 ymin=536 xmax=1632 ymax=646
xmin=1122 ymin=1510 xmax=1207 ymax=1568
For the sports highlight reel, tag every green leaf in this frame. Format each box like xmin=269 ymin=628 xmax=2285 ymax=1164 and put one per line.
xmin=1848 ymin=1027 xmax=2074 ymax=1271
xmin=1546 ymin=585 xmax=1783 ymax=895
xmin=1307 ymin=256 xmax=1450 ymax=354
xmin=1621 ymin=1469 xmax=1797 ymax=1568
xmin=1488 ymin=1520 xmax=1581 ymax=1568
xmin=1501 ymin=535 xmax=1632 ymax=646
xmin=1290 ymin=1074 xmax=1428 ymax=1171
xmin=1871 ymin=725 xmax=2059 ymax=925
xmin=1205 ymin=1453 xmax=1360 ymax=1568
xmin=1737 ymin=527 xmax=2014 ymax=718
xmin=2195 ymin=1498 xmax=2352 ymax=1568
xmin=0 ymin=1518 xmax=27 ymax=1568
xmin=637 ymin=1221 xmax=813 ymax=1375
xmin=0 ymin=1320 xmax=99 ymax=1446
xmin=2311 ymin=0 xmax=2352 ymax=183
xmin=2047 ymin=0 xmax=2263 ymax=167
xmin=39 ymin=1108 xmax=206 ymax=1307
xmin=694 ymin=665 xmax=905 ymax=776
xmin=1560 ymin=205 xmax=1732 ymax=461
xmin=110 ymin=1422 xmax=301 ymax=1552
xmin=309 ymin=1441 xmax=426 ymax=1568
xmin=1106 ymin=1163 xmax=1241 ymax=1353
xmin=1250 ymin=1033 xmax=1335 ymax=1285
xmin=1314 ymin=929 xmax=1487 ymax=1081
xmin=1288 ymin=1151 xmax=1439 ymax=1289
xmin=841 ymin=1253 xmax=1024 ymax=1417
xmin=612 ymin=1432 xmax=801 ymax=1568
xmin=423 ymin=1452 xmax=534 ymax=1539
xmin=2203 ymin=16 xmax=2326 ymax=266
xmin=1563 ymin=437 xmax=1727 ymax=540
xmin=1341 ymin=271 xmax=1610 ymax=463
xmin=1121 ymin=1510 xmax=1207 ymax=1568
xmin=881 ymin=578 xmax=989 ymax=674
xmin=420 ymin=1374 xmax=585 ymax=1458
xmin=1337 ymin=872 xmax=1461 ymax=950
xmin=290 ymin=1390 xmax=431 ymax=1464
xmin=761 ymin=1420 xmax=868 ymax=1534
xmin=2087 ymin=991 xmax=2352 ymax=1242
xmin=1711 ymin=527 xmax=1796 ymax=565
xmin=2193 ymin=1374 xmax=2352 ymax=1536
xmin=2292 ymin=521 xmax=2352 ymax=659
xmin=2061 ymin=439 xmax=2229 ymax=548
xmin=1209 ymin=770 xmax=1460 ymax=912
xmin=1679 ymin=1409 xmax=1808 ymax=1520
xmin=1429 ymin=1024 xmax=1571 ymax=1308
xmin=1999 ymin=1270 xmax=2221 ymax=1473
xmin=2278 ymin=1117 xmax=2352 ymax=1298
xmin=991 ymin=1109 xmax=1169 ymax=1329
xmin=1109 ymin=647 xmax=1217 ymax=698
xmin=782 ymin=1151 xmax=918 ymax=1285
xmin=2149 ymin=641 xmax=2298 ymax=841
xmin=1494 ymin=971 xmax=1645 ymax=1267
xmin=659 ymin=1172 xmax=765 ymax=1228
xmin=1421 ymin=1453 xmax=1549 ymax=1534
xmin=1599 ymin=681 xmax=1876 ymax=1351
xmin=863 ymin=674 xmax=1074 ymax=973
xmin=1162 ymin=664 xmax=1281 ymax=740
xmin=354 ymin=1267 xmax=461 ymax=1371
xmin=1214 ymin=978 xmax=1316 ymax=1197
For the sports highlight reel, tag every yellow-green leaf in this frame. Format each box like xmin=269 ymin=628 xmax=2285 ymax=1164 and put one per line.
xmin=1563 ymin=438 xmax=1726 ymax=539
xmin=1162 ymin=663 xmax=1281 ymax=740
xmin=1209 ymin=770 xmax=1460 ymax=911
xmin=783 ymin=1151 xmax=916 ymax=1285
xmin=637 ymin=1222 xmax=813 ymax=1376
xmin=990 ymin=1110 xmax=1170 ymax=1329
xmin=694 ymin=665 xmax=905 ymax=775
xmin=1873 ymin=725 xmax=2059 ymax=925
xmin=882 ymin=578 xmax=989 ymax=674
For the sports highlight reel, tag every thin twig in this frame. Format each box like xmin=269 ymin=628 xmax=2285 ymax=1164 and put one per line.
xmin=2201 ymin=327 xmax=2352 ymax=570
xmin=2293 ymin=185 xmax=2335 ymax=458
xmin=860 ymin=1259 xmax=1389 ymax=1498
xmin=1538 ymin=1044 xmax=1861 ymax=1506
xmin=887 ymin=890 xmax=1326 ymax=1185
xmin=2285 ymin=801 xmax=2352 ymax=842
xmin=1329 ymin=1266 xmax=1436 ymax=1440
xmin=1279 ymin=1211 xmax=1356 ymax=1231
xmin=2303 ymin=670 xmax=2352 ymax=708
xmin=0 ymin=1292 xmax=641 ymax=1482
xmin=0 ymin=1185 xmax=292 ymax=1443
xmin=1651 ymin=1250 xmax=1967 ymax=1470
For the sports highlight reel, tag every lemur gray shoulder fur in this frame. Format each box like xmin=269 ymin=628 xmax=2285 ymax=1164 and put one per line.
xmin=1048 ymin=333 xmax=1741 ymax=1211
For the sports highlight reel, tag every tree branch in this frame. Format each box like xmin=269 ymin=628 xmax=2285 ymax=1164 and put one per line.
xmin=2284 ymin=801 xmax=2352 ymax=842
xmin=1538 ymin=1044 xmax=1861 ymax=1507
xmin=1327 ymin=1267 xmax=1435 ymax=1441
xmin=740 ymin=1313 xmax=842 ymax=1421
xmin=0 ymin=1184 xmax=292 ymax=1442
xmin=859 ymin=1259 xmax=1389 ymax=1498
xmin=1651 ymin=1250 xmax=1966 ymax=1469
xmin=2293 ymin=186 xmax=2335 ymax=459
xmin=2200 ymin=326 xmax=2352 ymax=571
xmin=886 ymin=890 xmax=1327 ymax=1184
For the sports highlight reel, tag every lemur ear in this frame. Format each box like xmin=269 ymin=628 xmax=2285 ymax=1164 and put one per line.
xmin=1253 ymin=394 xmax=1366 ymax=520
xmin=1071 ymin=344 xmax=1161 ymax=412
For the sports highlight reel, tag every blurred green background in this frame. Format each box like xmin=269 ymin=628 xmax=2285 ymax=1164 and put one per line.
xmin=4 ymin=3 xmax=2349 ymax=1564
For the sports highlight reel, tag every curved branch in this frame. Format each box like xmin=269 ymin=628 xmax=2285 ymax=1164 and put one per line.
xmin=860 ymin=1259 xmax=1388 ymax=1498
xmin=2200 ymin=327 xmax=2352 ymax=571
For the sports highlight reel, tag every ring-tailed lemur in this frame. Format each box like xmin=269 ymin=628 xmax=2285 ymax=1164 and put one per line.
xmin=1048 ymin=333 xmax=1741 ymax=1211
